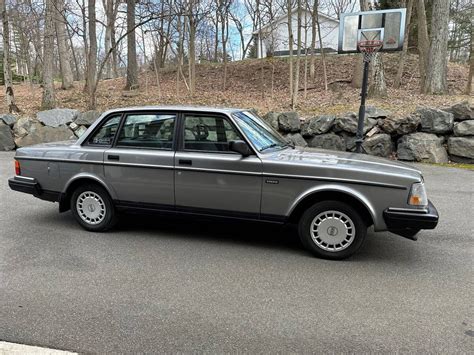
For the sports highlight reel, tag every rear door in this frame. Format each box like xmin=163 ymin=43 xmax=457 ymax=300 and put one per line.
xmin=174 ymin=112 xmax=263 ymax=218
xmin=104 ymin=111 xmax=177 ymax=207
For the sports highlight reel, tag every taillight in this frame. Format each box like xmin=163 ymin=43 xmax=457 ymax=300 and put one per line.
xmin=15 ymin=160 xmax=21 ymax=175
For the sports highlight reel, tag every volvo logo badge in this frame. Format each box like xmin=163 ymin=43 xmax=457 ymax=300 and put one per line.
xmin=327 ymin=226 xmax=338 ymax=236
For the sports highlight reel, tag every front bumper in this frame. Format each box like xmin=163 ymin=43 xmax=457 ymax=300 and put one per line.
xmin=383 ymin=200 xmax=439 ymax=240
xmin=8 ymin=176 xmax=60 ymax=202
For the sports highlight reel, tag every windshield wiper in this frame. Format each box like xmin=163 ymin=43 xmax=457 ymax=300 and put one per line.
xmin=260 ymin=143 xmax=279 ymax=151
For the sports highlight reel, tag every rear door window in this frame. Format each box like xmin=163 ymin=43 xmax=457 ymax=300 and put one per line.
xmin=116 ymin=113 xmax=176 ymax=149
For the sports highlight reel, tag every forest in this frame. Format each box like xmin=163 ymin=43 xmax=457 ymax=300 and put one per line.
xmin=0 ymin=0 xmax=472 ymax=115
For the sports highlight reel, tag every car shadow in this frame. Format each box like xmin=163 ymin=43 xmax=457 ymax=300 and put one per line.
xmin=32 ymin=207 xmax=423 ymax=263
xmin=116 ymin=212 xmax=307 ymax=255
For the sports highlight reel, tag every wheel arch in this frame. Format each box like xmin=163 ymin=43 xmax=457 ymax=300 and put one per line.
xmin=288 ymin=186 xmax=375 ymax=227
xmin=59 ymin=174 xmax=116 ymax=212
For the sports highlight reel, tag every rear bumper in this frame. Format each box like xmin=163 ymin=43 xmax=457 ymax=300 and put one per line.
xmin=8 ymin=176 xmax=60 ymax=202
xmin=383 ymin=200 xmax=439 ymax=240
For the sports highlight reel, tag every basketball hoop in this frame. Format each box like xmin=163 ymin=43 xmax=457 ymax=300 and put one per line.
xmin=357 ymin=40 xmax=383 ymax=63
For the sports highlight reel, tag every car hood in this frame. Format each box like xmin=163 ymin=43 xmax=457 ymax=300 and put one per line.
xmin=261 ymin=146 xmax=422 ymax=186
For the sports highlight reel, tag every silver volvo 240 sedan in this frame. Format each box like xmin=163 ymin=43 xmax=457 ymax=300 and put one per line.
xmin=8 ymin=106 xmax=439 ymax=259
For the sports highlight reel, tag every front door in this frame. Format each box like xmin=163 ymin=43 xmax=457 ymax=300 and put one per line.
xmin=104 ymin=111 xmax=177 ymax=207
xmin=174 ymin=113 xmax=262 ymax=218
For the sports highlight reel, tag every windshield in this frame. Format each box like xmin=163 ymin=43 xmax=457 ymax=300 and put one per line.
xmin=232 ymin=111 xmax=289 ymax=152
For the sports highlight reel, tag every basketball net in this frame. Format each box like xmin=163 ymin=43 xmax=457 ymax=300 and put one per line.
xmin=357 ymin=40 xmax=383 ymax=63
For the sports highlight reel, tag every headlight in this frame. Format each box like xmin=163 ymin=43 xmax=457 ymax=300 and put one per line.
xmin=408 ymin=182 xmax=428 ymax=206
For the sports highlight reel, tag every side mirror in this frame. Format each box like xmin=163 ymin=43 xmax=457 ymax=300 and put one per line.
xmin=229 ymin=140 xmax=252 ymax=157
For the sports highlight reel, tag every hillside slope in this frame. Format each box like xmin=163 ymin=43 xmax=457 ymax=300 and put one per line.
xmin=2 ymin=53 xmax=471 ymax=117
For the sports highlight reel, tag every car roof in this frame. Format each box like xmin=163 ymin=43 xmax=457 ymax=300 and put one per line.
xmin=102 ymin=105 xmax=247 ymax=115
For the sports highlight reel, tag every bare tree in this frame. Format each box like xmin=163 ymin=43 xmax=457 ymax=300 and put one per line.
xmin=394 ymin=0 xmax=414 ymax=89
xmin=55 ymin=0 xmax=74 ymax=89
xmin=125 ymin=0 xmax=139 ymax=90
xmin=315 ymin=0 xmax=328 ymax=91
xmin=292 ymin=0 xmax=302 ymax=109
xmin=287 ymin=0 xmax=294 ymax=97
xmin=466 ymin=26 xmax=473 ymax=95
xmin=42 ymin=0 xmax=56 ymax=109
xmin=424 ymin=0 xmax=450 ymax=94
xmin=87 ymin=0 xmax=97 ymax=108
xmin=103 ymin=0 xmax=120 ymax=79
xmin=1 ymin=0 xmax=20 ymax=112
xmin=416 ymin=0 xmax=430 ymax=90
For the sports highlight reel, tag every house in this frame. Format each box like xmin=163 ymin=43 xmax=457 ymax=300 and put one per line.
xmin=253 ymin=8 xmax=340 ymax=58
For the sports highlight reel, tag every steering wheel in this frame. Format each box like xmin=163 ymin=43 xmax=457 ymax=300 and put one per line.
xmin=191 ymin=124 xmax=210 ymax=141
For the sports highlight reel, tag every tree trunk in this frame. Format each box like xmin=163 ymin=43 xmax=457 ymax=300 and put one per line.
xmin=368 ymin=54 xmax=387 ymax=97
xmin=287 ymin=0 xmax=293 ymax=98
xmin=416 ymin=0 xmax=430 ymax=91
xmin=82 ymin=0 xmax=89 ymax=92
xmin=423 ymin=0 xmax=450 ymax=94
xmin=315 ymin=2 xmax=328 ymax=91
xmin=309 ymin=0 xmax=317 ymax=81
xmin=41 ymin=0 xmax=56 ymax=109
xmin=66 ymin=25 xmax=81 ymax=80
xmin=292 ymin=0 xmax=302 ymax=109
xmin=55 ymin=0 xmax=74 ymax=89
xmin=465 ymin=22 xmax=473 ymax=95
xmin=125 ymin=0 xmax=139 ymax=90
xmin=1 ymin=0 xmax=20 ymax=113
xmin=103 ymin=0 xmax=114 ymax=79
xmin=188 ymin=15 xmax=196 ymax=96
xmin=394 ymin=0 xmax=413 ymax=89
xmin=87 ymin=0 xmax=97 ymax=109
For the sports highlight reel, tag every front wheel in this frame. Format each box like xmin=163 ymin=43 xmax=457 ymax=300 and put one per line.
xmin=71 ymin=184 xmax=117 ymax=232
xmin=298 ymin=201 xmax=367 ymax=260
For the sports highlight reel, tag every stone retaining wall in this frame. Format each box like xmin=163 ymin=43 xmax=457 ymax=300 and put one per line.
xmin=265 ymin=101 xmax=474 ymax=164
xmin=0 ymin=101 xmax=473 ymax=164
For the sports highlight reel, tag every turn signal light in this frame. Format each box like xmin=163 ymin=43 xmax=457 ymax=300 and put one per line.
xmin=15 ymin=160 xmax=21 ymax=175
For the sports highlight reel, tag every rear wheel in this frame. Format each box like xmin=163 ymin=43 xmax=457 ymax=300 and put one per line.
xmin=298 ymin=201 xmax=367 ymax=260
xmin=71 ymin=184 xmax=117 ymax=232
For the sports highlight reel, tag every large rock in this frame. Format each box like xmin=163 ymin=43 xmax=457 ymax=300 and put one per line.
xmin=15 ymin=126 xmax=75 ymax=147
xmin=445 ymin=101 xmax=474 ymax=121
xmin=417 ymin=107 xmax=454 ymax=134
xmin=278 ymin=111 xmax=301 ymax=133
xmin=334 ymin=112 xmax=377 ymax=134
xmin=75 ymin=110 xmax=101 ymax=126
xmin=37 ymin=108 xmax=80 ymax=127
xmin=362 ymin=134 xmax=393 ymax=157
xmin=0 ymin=114 xmax=17 ymax=126
xmin=0 ymin=122 xmax=15 ymax=150
xmin=306 ymin=133 xmax=345 ymax=151
xmin=301 ymin=115 xmax=335 ymax=137
xmin=365 ymin=106 xmax=392 ymax=119
xmin=380 ymin=114 xmax=421 ymax=135
xmin=453 ymin=120 xmax=474 ymax=137
xmin=13 ymin=117 xmax=43 ymax=138
xmin=448 ymin=137 xmax=474 ymax=160
xmin=397 ymin=132 xmax=448 ymax=163
xmin=263 ymin=111 xmax=280 ymax=130
xmin=339 ymin=132 xmax=357 ymax=151
xmin=284 ymin=132 xmax=308 ymax=147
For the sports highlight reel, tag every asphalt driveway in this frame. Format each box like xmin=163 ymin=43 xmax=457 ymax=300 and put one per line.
xmin=0 ymin=152 xmax=472 ymax=353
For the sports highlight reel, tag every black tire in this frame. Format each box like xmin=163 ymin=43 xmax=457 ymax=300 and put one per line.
xmin=70 ymin=183 xmax=117 ymax=232
xmin=298 ymin=200 xmax=367 ymax=260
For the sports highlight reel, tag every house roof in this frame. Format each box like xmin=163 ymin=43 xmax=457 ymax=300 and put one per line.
xmin=253 ymin=8 xmax=339 ymax=35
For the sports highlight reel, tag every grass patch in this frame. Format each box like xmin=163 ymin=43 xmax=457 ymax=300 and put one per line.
xmin=423 ymin=162 xmax=474 ymax=171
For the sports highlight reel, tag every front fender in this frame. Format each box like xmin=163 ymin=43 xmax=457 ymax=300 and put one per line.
xmin=287 ymin=184 xmax=379 ymax=228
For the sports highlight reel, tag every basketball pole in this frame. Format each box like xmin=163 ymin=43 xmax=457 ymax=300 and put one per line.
xmin=355 ymin=60 xmax=370 ymax=154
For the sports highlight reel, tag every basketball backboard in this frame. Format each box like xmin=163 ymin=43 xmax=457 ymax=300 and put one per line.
xmin=338 ymin=8 xmax=406 ymax=54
